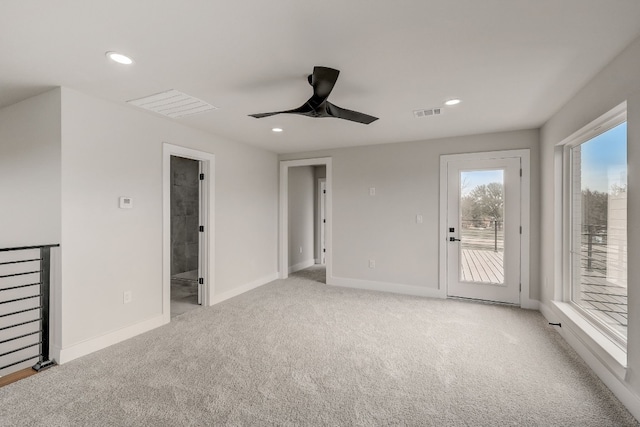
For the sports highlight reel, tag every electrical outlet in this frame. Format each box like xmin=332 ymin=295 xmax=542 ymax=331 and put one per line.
xmin=299 ymin=246 xmax=303 ymax=254
xmin=369 ymin=187 xmax=376 ymax=196
xmin=369 ymin=259 xmax=376 ymax=268
xmin=123 ymin=291 xmax=132 ymax=304
xmin=416 ymin=214 xmax=423 ymax=224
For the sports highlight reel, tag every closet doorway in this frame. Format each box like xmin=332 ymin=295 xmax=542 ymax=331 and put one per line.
xmin=163 ymin=143 xmax=214 ymax=321
xmin=170 ymin=156 xmax=203 ymax=317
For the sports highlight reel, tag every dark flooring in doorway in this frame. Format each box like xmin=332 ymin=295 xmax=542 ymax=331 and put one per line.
xmin=170 ymin=270 xmax=199 ymax=318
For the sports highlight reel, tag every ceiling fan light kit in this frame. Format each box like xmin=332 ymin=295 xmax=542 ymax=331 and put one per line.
xmin=250 ymin=66 xmax=379 ymax=125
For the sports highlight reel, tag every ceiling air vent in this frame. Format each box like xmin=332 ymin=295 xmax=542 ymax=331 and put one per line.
xmin=127 ymin=89 xmax=218 ymax=118
xmin=413 ymin=108 xmax=442 ymax=118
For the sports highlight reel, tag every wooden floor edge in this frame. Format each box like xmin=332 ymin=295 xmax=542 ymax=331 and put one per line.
xmin=0 ymin=367 xmax=37 ymax=388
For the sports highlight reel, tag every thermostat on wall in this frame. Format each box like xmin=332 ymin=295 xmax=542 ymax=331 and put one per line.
xmin=119 ymin=197 xmax=133 ymax=209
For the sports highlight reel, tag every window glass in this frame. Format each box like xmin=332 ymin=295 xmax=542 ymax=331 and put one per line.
xmin=570 ymin=122 xmax=627 ymax=344
xmin=459 ymin=170 xmax=504 ymax=284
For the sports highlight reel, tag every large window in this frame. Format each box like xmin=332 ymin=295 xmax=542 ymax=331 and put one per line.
xmin=567 ymin=117 xmax=627 ymax=348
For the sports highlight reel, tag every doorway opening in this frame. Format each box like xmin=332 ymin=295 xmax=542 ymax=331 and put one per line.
xmin=163 ymin=144 xmax=214 ymax=322
xmin=279 ymin=158 xmax=332 ymax=284
xmin=439 ymin=150 xmax=531 ymax=306
xmin=170 ymin=156 xmax=201 ymax=317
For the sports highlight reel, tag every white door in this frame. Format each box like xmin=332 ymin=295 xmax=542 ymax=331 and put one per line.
xmin=445 ymin=157 xmax=521 ymax=304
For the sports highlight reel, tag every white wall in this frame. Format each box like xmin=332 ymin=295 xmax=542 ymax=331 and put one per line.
xmin=280 ymin=129 xmax=540 ymax=298
xmin=288 ymin=166 xmax=315 ymax=271
xmin=0 ymin=89 xmax=61 ymax=247
xmin=58 ymin=88 xmax=278 ymax=353
xmin=540 ymin=35 xmax=640 ymax=412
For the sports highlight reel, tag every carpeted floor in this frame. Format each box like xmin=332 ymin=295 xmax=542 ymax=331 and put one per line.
xmin=0 ymin=266 xmax=637 ymax=426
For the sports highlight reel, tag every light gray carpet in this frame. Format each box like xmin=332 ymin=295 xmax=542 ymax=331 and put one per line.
xmin=1 ymin=267 xmax=637 ymax=426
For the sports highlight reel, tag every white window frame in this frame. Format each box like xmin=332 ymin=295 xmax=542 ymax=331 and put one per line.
xmin=559 ymin=102 xmax=627 ymax=353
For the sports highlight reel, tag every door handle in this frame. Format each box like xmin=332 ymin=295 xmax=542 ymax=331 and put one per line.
xmin=449 ymin=237 xmax=461 ymax=242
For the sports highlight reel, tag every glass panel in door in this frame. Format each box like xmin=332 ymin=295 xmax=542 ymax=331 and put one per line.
xmin=459 ymin=170 xmax=505 ymax=285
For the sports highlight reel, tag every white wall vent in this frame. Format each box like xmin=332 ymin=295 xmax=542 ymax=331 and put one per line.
xmin=413 ymin=108 xmax=442 ymax=118
xmin=127 ymin=89 xmax=218 ymax=118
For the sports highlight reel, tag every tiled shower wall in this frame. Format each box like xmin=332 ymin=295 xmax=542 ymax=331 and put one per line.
xmin=170 ymin=156 xmax=199 ymax=276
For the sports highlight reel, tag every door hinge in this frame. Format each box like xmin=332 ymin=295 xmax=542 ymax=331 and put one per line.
xmin=199 ymin=277 xmax=204 ymax=285
xmin=323 ymin=249 xmax=326 ymax=253
xmin=519 ymin=283 xmax=522 ymax=292
xmin=199 ymin=173 xmax=205 ymax=180
xmin=199 ymin=225 xmax=204 ymax=232
xmin=519 ymin=226 xmax=522 ymax=234
xmin=520 ymin=168 xmax=522 ymax=177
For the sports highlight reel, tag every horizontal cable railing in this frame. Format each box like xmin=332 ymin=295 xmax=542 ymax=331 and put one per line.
xmin=0 ymin=244 xmax=59 ymax=376
xmin=578 ymin=224 xmax=627 ymax=273
xmin=460 ymin=219 xmax=503 ymax=252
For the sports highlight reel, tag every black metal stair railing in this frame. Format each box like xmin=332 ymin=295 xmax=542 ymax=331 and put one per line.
xmin=0 ymin=244 xmax=59 ymax=376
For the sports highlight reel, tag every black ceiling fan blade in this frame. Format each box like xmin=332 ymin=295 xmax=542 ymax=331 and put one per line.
xmin=326 ymin=102 xmax=378 ymax=125
xmin=249 ymin=103 xmax=314 ymax=119
xmin=249 ymin=66 xmax=378 ymax=124
xmin=308 ymin=66 xmax=340 ymax=102
xmin=249 ymin=111 xmax=282 ymax=119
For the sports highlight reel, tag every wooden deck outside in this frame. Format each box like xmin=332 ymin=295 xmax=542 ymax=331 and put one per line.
xmin=460 ymin=249 xmax=504 ymax=284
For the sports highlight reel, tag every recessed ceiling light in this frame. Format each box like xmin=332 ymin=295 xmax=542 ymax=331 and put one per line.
xmin=272 ymin=127 xmax=283 ymax=133
xmin=106 ymin=51 xmax=133 ymax=65
xmin=445 ymin=98 xmax=461 ymax=106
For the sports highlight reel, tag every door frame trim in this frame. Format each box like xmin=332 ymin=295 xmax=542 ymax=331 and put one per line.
xmin=439 ymin=149 xmax=534 ymax=308
xmin=317 ymin=178 xmax=326 ymax=264
xmin=163 ymin=143 xmax=215 ymax=322
xmin=279 ymin=157 xmax=332 ymax=281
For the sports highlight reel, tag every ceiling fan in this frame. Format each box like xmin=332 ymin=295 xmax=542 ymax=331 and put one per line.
xmin=249 ymin=66 xmax=378 ymax=125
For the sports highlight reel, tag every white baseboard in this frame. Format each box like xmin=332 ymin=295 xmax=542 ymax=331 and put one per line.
xmin=538 ymin=301 xmax=555 ymax=322
xmin=520 ymin=298 xmax=540 ymax=310
xmin=329 ymin=275 xmax=446 ymax=299
xmin=539 ymin=302 xmax=640 ymax=422
xmin=55 ymin=272 xmax=279 ymax=365
xmin=212 ymin=272 xmax=278 ymax=305
xmin=288 ymin=259 xmax=315 ymax=274
xmin=56 ymin=314 xmax=167 ymax=365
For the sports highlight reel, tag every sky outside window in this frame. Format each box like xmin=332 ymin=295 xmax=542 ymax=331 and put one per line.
xmin=581 ymin=122 xmax=627 ymax=193
xmin=461 ymin=170 xmax=503 ymax=196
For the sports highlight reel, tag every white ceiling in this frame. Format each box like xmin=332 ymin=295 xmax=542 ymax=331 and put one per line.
xmin=2 ymin=1 xmax=640 ymax=153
